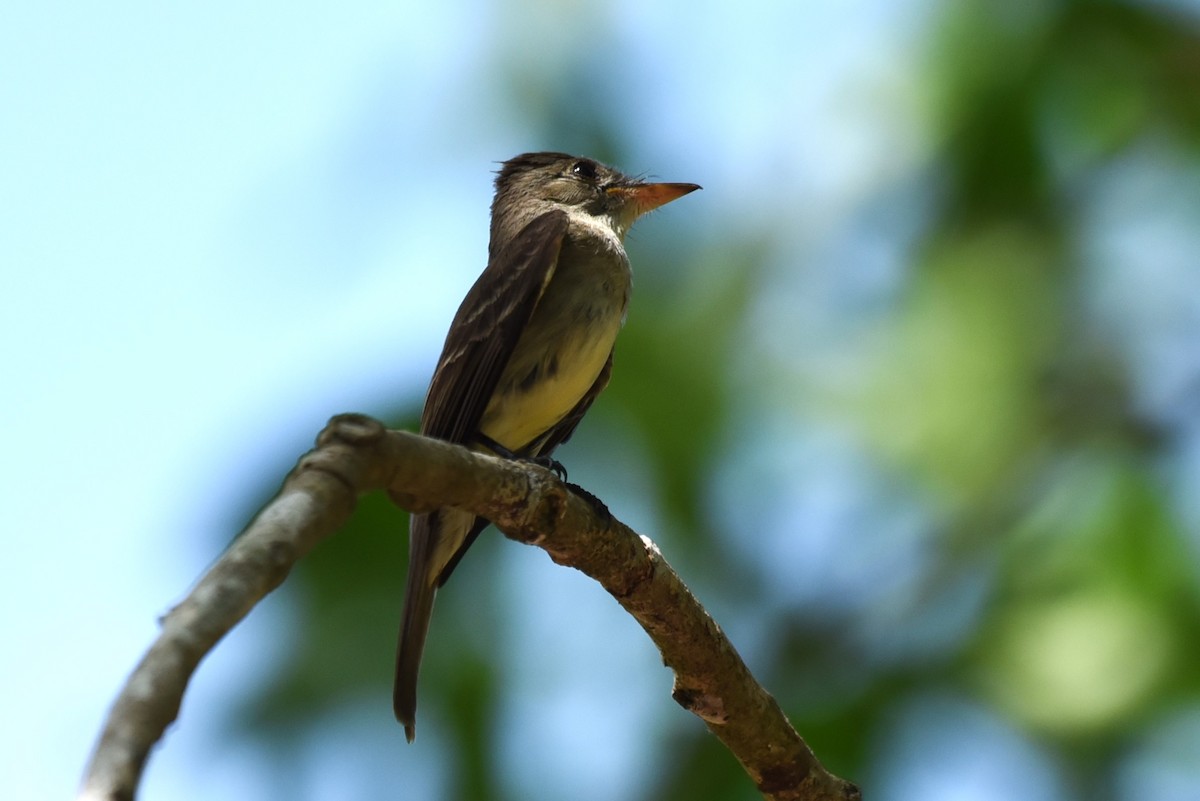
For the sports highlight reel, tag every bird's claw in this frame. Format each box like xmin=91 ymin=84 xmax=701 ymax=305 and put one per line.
xmin=529 ymin=455 xmax=568 ymax=481
xmin=474 ymin=433 xmax=569 ymax=480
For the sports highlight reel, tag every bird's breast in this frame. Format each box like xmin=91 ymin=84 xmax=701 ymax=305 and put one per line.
xmin=479 ymin=241 xmax=630 ymax=452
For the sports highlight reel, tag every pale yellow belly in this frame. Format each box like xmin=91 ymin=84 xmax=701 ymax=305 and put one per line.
xmin=479 ymin=313 xmax=620 ymax=452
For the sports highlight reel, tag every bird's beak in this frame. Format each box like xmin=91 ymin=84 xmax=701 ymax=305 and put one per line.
xmin=608 ymin=181 xmax=701 ymax=217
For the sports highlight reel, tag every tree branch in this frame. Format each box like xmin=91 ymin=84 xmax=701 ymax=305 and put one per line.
xmin=79 ymin=413 xmax=860 ymax=801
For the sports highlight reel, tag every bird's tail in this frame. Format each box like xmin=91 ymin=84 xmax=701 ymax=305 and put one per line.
xmin=394 ymin=511 xmax=438 ymax=742
xmin=394 ymin=506 xmax=478 ymax=741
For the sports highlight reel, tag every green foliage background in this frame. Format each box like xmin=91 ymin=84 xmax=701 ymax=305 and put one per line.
xmin=215 ymin=3 xmax=1200 ymax=799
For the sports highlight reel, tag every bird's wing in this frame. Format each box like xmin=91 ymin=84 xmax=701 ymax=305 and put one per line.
xmin=419 ymin=210 xmax=569 ymax=443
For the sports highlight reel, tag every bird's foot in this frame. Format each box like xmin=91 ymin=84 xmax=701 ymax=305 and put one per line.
xmin=475 ymin=434 xmax=568 ymax=480
xmin=528 ymin=454 xmax=568 ymax=480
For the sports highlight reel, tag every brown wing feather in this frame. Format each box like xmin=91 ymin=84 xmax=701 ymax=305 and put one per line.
xmin=396 ymin=211 xmax=570 ymax=733
xmin=420 ymin=210 xmax=569 ymax=444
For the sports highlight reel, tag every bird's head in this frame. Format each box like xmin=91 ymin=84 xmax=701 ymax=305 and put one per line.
xmin=492 ymin=152 xmax=699 ymax=242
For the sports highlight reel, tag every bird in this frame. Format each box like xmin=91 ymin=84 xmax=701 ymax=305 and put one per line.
xmin=394 ymin=151 xmax=699 ymax=741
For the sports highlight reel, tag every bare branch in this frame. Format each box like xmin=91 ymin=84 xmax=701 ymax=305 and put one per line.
xmin=79 ymin=413 xmax=860 ymax=801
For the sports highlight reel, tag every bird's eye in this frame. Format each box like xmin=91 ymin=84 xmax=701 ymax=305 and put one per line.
xmin=571 ymin=160 xmax=599 ymax=181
